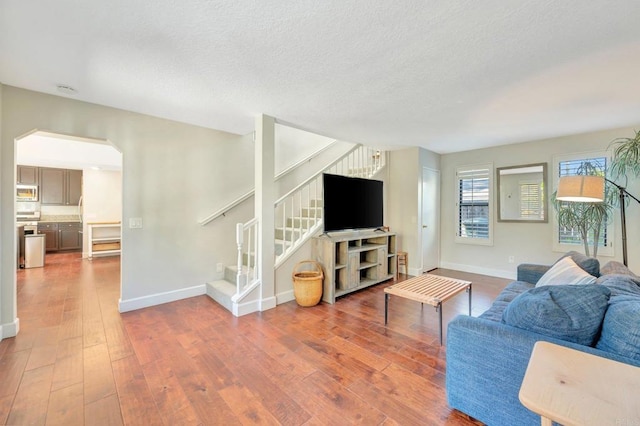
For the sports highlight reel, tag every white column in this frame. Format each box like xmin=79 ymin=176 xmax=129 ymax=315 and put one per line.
xmin=255 ymin=114 xmax=277 ymax=311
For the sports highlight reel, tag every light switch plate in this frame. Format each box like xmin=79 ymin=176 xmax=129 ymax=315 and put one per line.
xmin=129 ymin=217 xmax=143 ymax=229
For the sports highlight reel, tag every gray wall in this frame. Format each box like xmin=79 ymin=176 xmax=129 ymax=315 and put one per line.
xmin=440 ymin=125 xmax=640 ymax=278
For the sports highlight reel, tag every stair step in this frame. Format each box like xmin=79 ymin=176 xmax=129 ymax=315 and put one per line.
xmin=347 ymin=166 xmax=380 ymax=177
xmin=301 ymin=207 xmax=323 ymax=218
xmin=206 ymin=280 xmax=236 ymax=312
xmin=286 ymin=217 xmax=319 ymax=228
xmin=309 ymin=199 xmax=323 ymax=207
xmin=275 ymin=227 xmax=302 ymax=240
xmin=225 ymin=265 xmax=253 ymax=284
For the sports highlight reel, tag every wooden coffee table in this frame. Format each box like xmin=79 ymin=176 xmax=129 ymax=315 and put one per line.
xmin=384 ymin=274 xmax=472 ymax=345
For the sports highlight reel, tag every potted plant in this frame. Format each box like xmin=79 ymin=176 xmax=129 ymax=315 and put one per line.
xmin=552 ymin=161 xmax=612 ymax=258
xmin=552 ymin=129 xmax=640 ymax=258
xmin=610 ymin=129 xmax=640 ymax=182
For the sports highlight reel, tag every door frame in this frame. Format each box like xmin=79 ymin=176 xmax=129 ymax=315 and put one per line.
xmin=420 ymin=166 xmax=440 ymax=272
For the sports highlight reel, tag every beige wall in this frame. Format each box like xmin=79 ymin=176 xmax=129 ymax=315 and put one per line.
xmin=388 ymin=147 xmax=441 ymax=275
xmin=440 ymin=125 xmax=640 ymax=278
xmin=0 ymin=85 xmax=364 ymax=337
xmin=1 ymin=85 xmax=254 ymax=335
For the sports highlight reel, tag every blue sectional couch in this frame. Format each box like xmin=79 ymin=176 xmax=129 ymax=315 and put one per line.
xmin=446 ymin=253 xmax=640 ymax=426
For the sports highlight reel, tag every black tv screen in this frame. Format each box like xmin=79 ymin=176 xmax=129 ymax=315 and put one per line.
xmin=323 ymin=173 xmax=383 ymax=232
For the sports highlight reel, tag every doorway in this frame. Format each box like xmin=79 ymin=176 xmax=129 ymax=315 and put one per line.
xmin=421 ymin=167 xmax=440 ymax=272
xmin=15 ymin=131 xmax=123 ymax=293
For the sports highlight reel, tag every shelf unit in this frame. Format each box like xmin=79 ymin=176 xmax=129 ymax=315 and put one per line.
xmin=312 ymin=230 xmax=396 ymax=304
xmin=87 ymin=222 xmax=121 ymax=258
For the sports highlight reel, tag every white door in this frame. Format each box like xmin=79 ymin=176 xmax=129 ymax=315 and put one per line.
xmin=421 ymin=167 xmax=440 ymax=272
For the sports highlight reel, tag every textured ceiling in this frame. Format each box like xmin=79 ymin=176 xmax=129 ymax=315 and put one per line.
xmin=2 ymin=1 xmax=640 ymax=153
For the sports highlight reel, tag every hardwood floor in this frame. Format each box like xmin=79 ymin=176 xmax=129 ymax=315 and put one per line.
xmin=2 ymin=253 xmax=510 ymax=425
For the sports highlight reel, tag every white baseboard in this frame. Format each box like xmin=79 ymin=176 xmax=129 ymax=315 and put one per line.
xmin=408 ymin=267 xmax=422 ymax=277
xmin=260 ymin=296 xmax=277 ymax=311
xmin=233 ymin=299 xmax=259 ymax=316
xmin=276 ymin=289 xmax=295 ymax=305
xmin=1 ymin=318 xmax=20 ymax=339
xmin=119 ymin=285 xmax=206 ymax=313
xmin=230 ymin=296 xmax=277 ymax=316
xmin=439 ymin=261 xmax=516 ymax=280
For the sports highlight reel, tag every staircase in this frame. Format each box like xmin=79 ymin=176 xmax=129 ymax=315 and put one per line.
xmin=206 ymin=144 xmax=386 ymax=316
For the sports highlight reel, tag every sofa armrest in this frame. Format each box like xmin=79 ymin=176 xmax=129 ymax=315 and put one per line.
xmin=517 ymin=263 xmax=550 ymax=284
xmin=446 ymin=315 xmax=543 ymax=425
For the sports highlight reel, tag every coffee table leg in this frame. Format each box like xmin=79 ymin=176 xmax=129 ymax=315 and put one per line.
xmin=468 ymin=283 xmax=472 ymax=316
xmin=438 ymin=303 xmax=443 ymax=346
xmin=385 ymin=293 xmax=389 ymax=325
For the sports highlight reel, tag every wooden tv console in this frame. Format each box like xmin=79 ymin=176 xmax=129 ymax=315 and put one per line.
xmin=312 ymin=230 xmax=396 ymax=304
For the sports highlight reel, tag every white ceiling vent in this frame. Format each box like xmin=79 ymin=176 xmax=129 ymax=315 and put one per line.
xmin=56 ymin=84 xmax=78 ymax=95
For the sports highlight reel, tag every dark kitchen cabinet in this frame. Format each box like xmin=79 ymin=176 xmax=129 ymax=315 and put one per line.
xmin=40 ymin=168 xmax=83 ymax=205
xmin=66 ymin=170 xmax=83 ymax=205
xmin=38 ymin=223 xmax=59 ymax=252
xmin=38 ymin=222 xmax=82 ymax=252
xmin=40 ymin=168 xmax=65 ymax=204
xmin=17 ymin=165 xmax=39 ymax=185
xmin=58 ymin=223 xmax=82 ymax=251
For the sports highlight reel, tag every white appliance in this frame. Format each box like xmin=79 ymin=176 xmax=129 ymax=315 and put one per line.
xmin=24 ymin=234 xmax=45 ymax=268
xmin=16 ymin=184 xmax=38 ymax=201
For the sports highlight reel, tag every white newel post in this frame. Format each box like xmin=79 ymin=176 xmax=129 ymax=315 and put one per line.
xmin=236 ymin=222 xmax=243 ymax=292
xmin=255 ymin=114 xmax=276 ymax=311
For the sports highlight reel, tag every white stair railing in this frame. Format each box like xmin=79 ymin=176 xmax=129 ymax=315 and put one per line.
xmin=232 ymin=145 xmax=386 ymax=303
xmin=274 ymin=145 xmax=386 ymax=266
xmin=232 ymin=219 xmax=260 ymax=302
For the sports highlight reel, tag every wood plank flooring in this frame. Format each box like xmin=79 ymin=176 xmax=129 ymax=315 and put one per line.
xmin=2 ymin=253 xmax=510 ymax=425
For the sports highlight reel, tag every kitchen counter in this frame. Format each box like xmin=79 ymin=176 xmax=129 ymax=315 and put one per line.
xmin=87 ymin=221 xmax=121 ymax=225
xmin=39 ymin=215 xmax=82 ymax=223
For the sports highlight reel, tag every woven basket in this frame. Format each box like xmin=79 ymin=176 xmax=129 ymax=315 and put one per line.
xmin=292 ymin=260 xmax=324 ymax=307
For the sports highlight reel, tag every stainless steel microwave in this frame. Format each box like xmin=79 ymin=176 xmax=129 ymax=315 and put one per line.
xmin=16 ymin=184 xmax=38 ymax=201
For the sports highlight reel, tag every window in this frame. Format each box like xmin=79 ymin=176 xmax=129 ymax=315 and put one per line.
xmin=553 ymin=152 xmax=613 ymax=255
xmin=519 ymin=181 xmax=544 ymax=220
xmin=456 ymin=164 xmax=493 ymax=245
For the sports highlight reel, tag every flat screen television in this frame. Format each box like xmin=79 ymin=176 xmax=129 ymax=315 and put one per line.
xmin=323 ymin=173 xmax=383 ymax=232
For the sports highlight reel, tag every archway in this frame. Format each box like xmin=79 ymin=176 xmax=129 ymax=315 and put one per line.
xmin=16 ymin=131 xmax=123 ymax=304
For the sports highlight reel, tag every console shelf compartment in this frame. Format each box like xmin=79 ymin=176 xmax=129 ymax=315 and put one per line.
xmin=312 ymin=230 xmax=396 ymax=304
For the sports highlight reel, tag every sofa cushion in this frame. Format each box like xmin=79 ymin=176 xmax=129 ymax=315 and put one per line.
xmin=479 ymin=281 xmax=534 ymax=322
xmin=494 ymin=281 xmax=535 ymax=303
xmin=596 ymin=274 xmax=640 ymax=298
xmin=501 ymin=284 xmax=611 ymax=346
xmin=596 ymin=300 xmax=640 ymax=360
xmin=600 ymin=261 xmax=640 ymax=278
xmin=535 ymin=256 xmax=597 ymax=287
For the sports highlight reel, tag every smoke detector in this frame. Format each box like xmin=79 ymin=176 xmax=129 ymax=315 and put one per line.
xmin=56 ymin=84 xmax=78 ymax=95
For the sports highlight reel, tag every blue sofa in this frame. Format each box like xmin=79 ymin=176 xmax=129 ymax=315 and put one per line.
xmin=446 ymin=254 xmax=640 ymax=426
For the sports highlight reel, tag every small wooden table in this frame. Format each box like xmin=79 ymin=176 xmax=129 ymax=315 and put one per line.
xmin=384 ymin=274 xmax=472 ymax=345
xmin=519 ymin=341 xmax=640 ymax=426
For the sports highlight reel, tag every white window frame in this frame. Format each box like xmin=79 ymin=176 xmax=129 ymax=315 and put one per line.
xmin=552 ymin=151 xmax=614 ymax=256
xmin=455 ymin=163 xmax=494 ymax=246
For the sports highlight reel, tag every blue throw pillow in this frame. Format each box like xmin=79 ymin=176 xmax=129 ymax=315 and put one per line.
xmin=596 ymin=300 xmax=640 ymax=360
xmin=502 ymin=284 xmax=611 ymax=346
